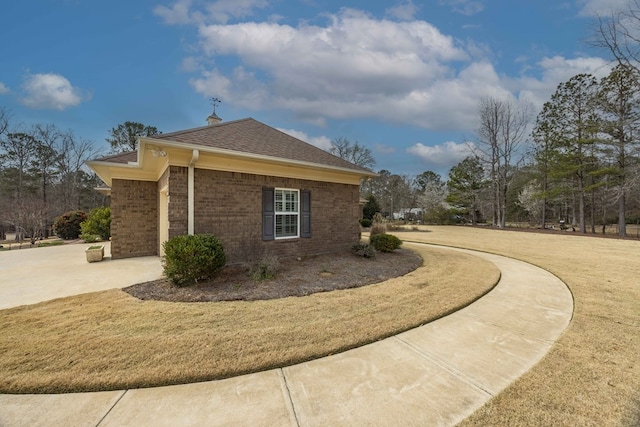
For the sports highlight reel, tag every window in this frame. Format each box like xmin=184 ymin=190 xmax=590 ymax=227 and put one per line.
xmin=262 ymin=187 xmax=311 ymax=241
xmin=275 ymin=189 xmax=299 ymax=239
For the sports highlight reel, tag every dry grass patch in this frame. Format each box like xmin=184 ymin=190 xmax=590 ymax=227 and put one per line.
xmin=0 ymin=245 xmax=498 ymax=394
xmin=396 ymin=226 xmax=640 ymax=427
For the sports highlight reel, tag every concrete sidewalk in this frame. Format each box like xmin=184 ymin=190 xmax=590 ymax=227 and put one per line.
xmin=0 ymin=243 xmax=573 ymax=427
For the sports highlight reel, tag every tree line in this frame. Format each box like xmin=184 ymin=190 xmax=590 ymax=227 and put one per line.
xmin=0 ymin=112 xmax=159 ymax=242
xmin=350 ymin=64 xmax=640 ymax=237
xmin=0 ymin=109 xmax=103 ymax=241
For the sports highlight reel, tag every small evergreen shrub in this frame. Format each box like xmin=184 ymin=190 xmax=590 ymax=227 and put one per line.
xmin=352 ymin=242 xmax=376 ymax=258
xmin=53 ymin=210 xmax=88 ymax=240
xmin=362 ymin=195 xmax=381 ymax=221
xmin=80 ymin=207 xmax=111 ymax=241
xmin=359 ymin=218 xmax=372 ymax=228
xmin=370 ymin=233 xmax=402 ymax=252
xmin=162 ymin=234 xmax=226 ymax=287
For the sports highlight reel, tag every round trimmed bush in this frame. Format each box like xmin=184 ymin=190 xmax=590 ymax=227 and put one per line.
xmin=53 ymin=210 xmax=88 ymax=240
xmin=162 ymin=234 xmax=226 ymax=287
xmin=370 ymin=233 xmax=402 ymax=253
xmin=359 ymin=218 xmax=372 ymax=228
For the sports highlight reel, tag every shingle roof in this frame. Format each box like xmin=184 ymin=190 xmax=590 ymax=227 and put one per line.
xmin=93 ymin=151 xmax=137 ymax=164
xmin=151 ymin=118 xmax=373 ymax=174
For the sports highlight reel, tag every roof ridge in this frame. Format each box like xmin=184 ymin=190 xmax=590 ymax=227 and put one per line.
xmin=153 ymin=117 xmax=253 ymax=139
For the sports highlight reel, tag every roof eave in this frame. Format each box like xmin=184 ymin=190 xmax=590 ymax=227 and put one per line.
xmin=140 ymin=136 xmax=378 ymax=179
xmin=85 ymin=159 xmax=143 ymax=187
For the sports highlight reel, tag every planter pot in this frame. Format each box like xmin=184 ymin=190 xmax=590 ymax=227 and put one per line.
xmin=86 ymin=245 xmax=104 ymax=263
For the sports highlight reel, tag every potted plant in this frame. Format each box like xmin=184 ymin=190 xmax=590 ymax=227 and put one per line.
xmin=86 ymin=245 xmax=104 ymax=262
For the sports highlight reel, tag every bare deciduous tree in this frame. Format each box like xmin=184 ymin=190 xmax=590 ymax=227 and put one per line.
xmin=415 ymin=171 xmax=447 ymax=218
xmin=474 ymin=97 xmax=531 ymax=228
xmin=56 ymin=131 xmax=102 ymax=212
xmin=594 ymin=1 xmax=640 ymax=72
xmin=0 ymin=107 xmax=10 ymax=137
xmin=329 ymin=137 xmax=376 ymax=170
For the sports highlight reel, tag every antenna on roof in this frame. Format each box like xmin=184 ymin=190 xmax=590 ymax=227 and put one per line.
xmin=207 ymin=97 xmax=222 ymax=125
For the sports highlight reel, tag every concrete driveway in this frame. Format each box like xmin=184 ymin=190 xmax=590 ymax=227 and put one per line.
xmin=0 ymin=241 xmax=163 ymax=309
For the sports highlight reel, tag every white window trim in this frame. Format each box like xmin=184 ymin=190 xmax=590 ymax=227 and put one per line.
xmin=274 ymin=188 xmax=300 ymax=240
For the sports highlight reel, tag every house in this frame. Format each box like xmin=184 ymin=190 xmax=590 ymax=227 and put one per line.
xmin=87 ymin=115 xmax=377 ymax=264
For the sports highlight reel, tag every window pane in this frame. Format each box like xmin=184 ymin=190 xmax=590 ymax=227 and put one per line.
xmin=274 ymin=189 xmax=299 ymax=238
xmin=276 ymin=214 xmax=298 ymax=237
xmin=275 ymin=189 xmax=298 ymax=213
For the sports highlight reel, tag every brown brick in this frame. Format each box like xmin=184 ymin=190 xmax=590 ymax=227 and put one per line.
xmin=113 ymin=168 xmax=361 ymax=264
xmin=110 ymin=179 xmax=159 ymax=258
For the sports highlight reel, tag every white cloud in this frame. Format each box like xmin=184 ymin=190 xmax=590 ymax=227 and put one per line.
xmin=577 ymin=0 xmax=628 ymax=16
xmin=20 ymin=73 xmax=87 ymax=110
xmin=154 ymin=0 xmax=269 ymax=24
xmin=182 ymin=7 xmax=611 ymax=134
xmin=0 ymin=82 xmax=9 ymax=94
xmin=190 ymin=67 xmax=269 ymax=110
xmin=205 ymin=0 xmax=269 ymax=24
xmin=510 ymin=55 xmax=611 ymax=108
xmin=407 ymin=140 xmax=474 ymax=167
xmin=191 ymin=9 xmax=478 ymax=129
xmin=154 ymin=0 xmax=193 ymax=24
xmin=439 ymin=0 xmax=484 ymax=16
xmin=386 ymin=1 xmax=420 ymax=21
xmin=277 ymin=128 xmax=333 ymax=150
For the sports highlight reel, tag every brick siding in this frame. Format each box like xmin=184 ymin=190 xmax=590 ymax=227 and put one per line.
xmin=112 ymin=167 xmax=362 ymax=264
xmin=110 ymin=179 xmax=159 ymax=259
xmin=166 ymin=168 xmax=361 ymax=264
xmin=167 ymin=166 xmax=188 ymax=238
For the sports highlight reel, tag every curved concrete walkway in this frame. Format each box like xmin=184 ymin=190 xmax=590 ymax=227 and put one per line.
xmin=0 ymin=243 xmax=573 ymax=427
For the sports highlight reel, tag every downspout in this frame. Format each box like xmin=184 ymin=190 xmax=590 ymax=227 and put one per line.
xmin=188 ymin=149 xmax=199 ymax=235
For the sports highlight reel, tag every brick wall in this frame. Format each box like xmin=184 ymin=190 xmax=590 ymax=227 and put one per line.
xmin=167 ymin=166 xmax=188 ymax=238
xmin=187 ymin=169 xmax=361 ymax=264
xmin=110 ymin=179 xmax=159 ymax=259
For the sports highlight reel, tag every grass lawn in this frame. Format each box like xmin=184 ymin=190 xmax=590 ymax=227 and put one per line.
xmin=396 ymin=226 xmax=639 ymax=427
xmin=0 ymin=244 xmax=499 ymax=394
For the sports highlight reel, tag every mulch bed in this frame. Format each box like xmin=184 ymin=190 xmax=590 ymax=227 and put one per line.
xmin=124 ymin=249 xmax=423 ymax=303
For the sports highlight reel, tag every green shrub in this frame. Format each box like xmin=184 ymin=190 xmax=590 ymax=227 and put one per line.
xmin=53 ymin=210 xmax=88 ymax=240
xmin=352 ymin=242 xmax=375 ymax=258
xmin=370 ymin=233 xmax=402 ymax=252
xmin=359 ymin=218 xmax=372 ymax=228
xmin=80 ymin=207 xmax=111 ymax=241
xmin=82 ymin=234 xmax=100 ymax=243
xmin=248 ymin=254 xmax=280 ymax=281
xmin=162 ymin=234 xmax=226 ymax=287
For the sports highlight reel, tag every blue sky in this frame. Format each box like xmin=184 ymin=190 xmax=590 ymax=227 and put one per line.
xmin=0 ymin=0 xmax=626 ymax=176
